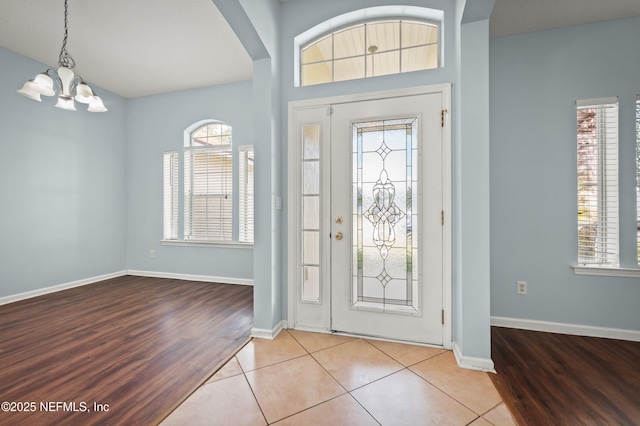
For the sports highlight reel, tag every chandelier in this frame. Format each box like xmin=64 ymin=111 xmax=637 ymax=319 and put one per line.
xmin=17 ymin=0 xmax=107 ymax=112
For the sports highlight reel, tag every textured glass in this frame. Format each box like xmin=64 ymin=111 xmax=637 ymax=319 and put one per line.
xmin=352 ymin=118 xmax=418 ymax=311
xmin=303 ymin=231 xmax=319 ymax=264
xmin=303 ymin=161 xmax=320 ymax=195
xmin=302 ymin=266 xmax=320 ymax=301
xmin=303 ymin=125 xmax=320 ymax=160
xmin=303 ymin=196 xmax=319 ymax=230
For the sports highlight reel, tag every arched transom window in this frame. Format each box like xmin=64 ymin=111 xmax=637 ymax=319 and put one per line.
xmin=301 ymin=19 xmax=439 ymax=86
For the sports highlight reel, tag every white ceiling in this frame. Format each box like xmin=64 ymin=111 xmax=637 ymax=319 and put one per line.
xmin=1 ymin=0 xmax=638 ymax=99
xmin=0 ymin=0 xmax=253 ymax=98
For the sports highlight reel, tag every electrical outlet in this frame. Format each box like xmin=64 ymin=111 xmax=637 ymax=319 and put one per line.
xmin=150 ymin=250 xmax=155 ymax=258
xmin=517 ymin=281 xmax=527 ymax=295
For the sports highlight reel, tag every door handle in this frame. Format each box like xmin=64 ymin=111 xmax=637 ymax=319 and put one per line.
xmin=335 ymin=232 xmax=343 ymax=240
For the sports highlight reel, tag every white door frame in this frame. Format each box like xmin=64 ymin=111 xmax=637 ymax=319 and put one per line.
xmin=287 ymin=84 xmax=452 ymax=348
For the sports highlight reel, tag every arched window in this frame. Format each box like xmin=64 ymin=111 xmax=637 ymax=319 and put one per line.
xmin=164 ymin=120 xmax=254 ymax=244
xmin=184 ymin=121 xmax=233 ymax=241
xmin=300 ymin=19 xmax=439 ymax=86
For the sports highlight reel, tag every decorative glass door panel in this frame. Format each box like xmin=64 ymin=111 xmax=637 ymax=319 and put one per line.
xmin=352 ymin=119 xmax=419 ymax=313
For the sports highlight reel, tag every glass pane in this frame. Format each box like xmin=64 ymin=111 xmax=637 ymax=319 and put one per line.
xmin=303 ymin=125 xmax=320 ymax=160
xmin=352 ymin=119 xmax=418 ymax=312
xmin=366 ymin=21 xmax=400 ymax=54
xmin=366 ymin=51 xmax=400 ymax=77
xmin=334 ymin=25 xmax=365 ymax=59
xmin=334 ymin=57 xmax=365 ymax=82
xmin=401 ymin=21 xmax=438 ymax=48
xmin=303 ymin=161 xmax=319 ymax=195
xmin=302 ymin=266 xmax=320 ymax=301
xmin=302 ymin=62 xmax=332 ymax=86
xmin=303 ymin=231 xmax=319 ymax=264
xmin=303 ymin=196 xmax=319 ymax=230
xmin=302 ymin=35 xmax=332 ymax=64
xmin=401 ymin=45 xmax=438 ymax=73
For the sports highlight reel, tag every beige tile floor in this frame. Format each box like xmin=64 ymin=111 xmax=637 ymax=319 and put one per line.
xmin=161 ymin=329 xmax=516 ymax=426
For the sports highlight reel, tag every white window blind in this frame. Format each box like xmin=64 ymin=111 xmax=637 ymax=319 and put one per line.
xmin=577 ymin=97 xmax=619 ymax=266
xmin=239 ymin=146 xmax=254 ymax=243
xmin=184 ymin=146 xmax=232 ymax=242
xmin=163 ymin=151 xmax=179 ymax=240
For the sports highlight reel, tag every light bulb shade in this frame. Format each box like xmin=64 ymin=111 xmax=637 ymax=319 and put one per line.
xmin=74 ymin=83 xmax=94 ymax=103
xmin=87 ymin=95 xmax=107 ymax=112
xmin=57 ymin=66 xmax=75 ymax=97
xmin=32 ymin=73 xmax=55 ymax=96
xmin=17 ymin=81 xmax=43 ymax=101
xmin=55 ymin=95 xmax=76 ymax=111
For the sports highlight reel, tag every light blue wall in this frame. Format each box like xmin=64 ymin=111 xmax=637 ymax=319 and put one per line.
xmin=0 ymin=46 xmax=127 ymax=298
xmin=125 ymin=82 xmax=254 ymax=279
xmin=279 ymin=0 xmax=494 ymax=361
xmin=213 ymin=0 xmax=282 ymax=331
xmin=454 ymin=0 xmax=494 ymax=361
xmin=490 ymin=17 xmax=640 ymax=331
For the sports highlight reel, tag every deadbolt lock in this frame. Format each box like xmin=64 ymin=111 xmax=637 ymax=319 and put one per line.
xmin=335 ymin=216 xmax=343 ymax=224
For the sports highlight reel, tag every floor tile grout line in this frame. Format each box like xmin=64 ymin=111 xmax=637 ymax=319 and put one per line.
xmin=405 ymin=364 xmax=495 ymax=417
xmin=344 ymin=392 xmax=383 ymax=426
xmin=263 ymin=393 xmax=350 ymax=425
xmin=364 ymin=338 xmax=448 ymax=367
xmin=287 ymin=328 xmax=358 ymax=354
xmin=240 ymin=369 xmax=269 ymax=425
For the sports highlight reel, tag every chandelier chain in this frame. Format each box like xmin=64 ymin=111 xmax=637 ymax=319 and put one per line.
xmin=58 ymin=0 xmax=76 ymax=69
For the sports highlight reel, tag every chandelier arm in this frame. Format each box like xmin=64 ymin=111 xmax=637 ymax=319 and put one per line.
xmin=58 ymin=0 xmax=76 ymax=69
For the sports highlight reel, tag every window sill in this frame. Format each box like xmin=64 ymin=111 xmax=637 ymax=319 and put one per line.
xmin=572 ymin=265 xmax=640 ymax=278
xmin=161 ymin=240 xmax=253 ymax=249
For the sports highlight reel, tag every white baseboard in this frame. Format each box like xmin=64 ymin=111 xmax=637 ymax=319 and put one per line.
xmin=0 ymin=271 xmax=127 ymax=306
xmin=452 ymin=341 xmax=496 ymax=373
xmin=491 ymin=316 xmax=640 ymax=342
xmin=251 ymin=320 xmax=284 ymax=340
xmin=127 ymin=270 xmax=253 ymax=286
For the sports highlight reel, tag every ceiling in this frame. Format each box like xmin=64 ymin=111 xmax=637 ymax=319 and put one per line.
xmin=1 ymin=0 xmax=638 ymax=99
xmin=0 ymin=0 xmax=253 ymax=98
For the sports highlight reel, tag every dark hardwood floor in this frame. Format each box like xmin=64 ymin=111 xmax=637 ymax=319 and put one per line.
xmin=0 ymin=275 xmax=253 ymax=425
xmin=490 ymin=326 xmax=640 ymax=426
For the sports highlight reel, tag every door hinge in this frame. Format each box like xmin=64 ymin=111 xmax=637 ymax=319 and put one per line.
xmin=328 ymin=106 xmax=334 ymax=116
xmin=442 ymin=309 xmax=445 ymax=325
xmin=441 ymin=210 xmax=444 ymax=225
xmin=441 ymin=109 xmax=448 ymax=127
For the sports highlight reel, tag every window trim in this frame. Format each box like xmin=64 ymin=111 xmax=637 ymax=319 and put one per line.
xmin=572 ymin=265 xmax=640 ymax=278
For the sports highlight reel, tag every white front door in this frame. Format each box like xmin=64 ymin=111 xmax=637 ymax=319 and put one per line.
xmin=330 ymin=94 xmax=443 ymax=344
xmin=288 ymin=86 xmax=450 ymax=346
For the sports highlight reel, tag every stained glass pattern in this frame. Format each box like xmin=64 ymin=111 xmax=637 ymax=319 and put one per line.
xmin=353 ymin=118 xmax=419 ymax=312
